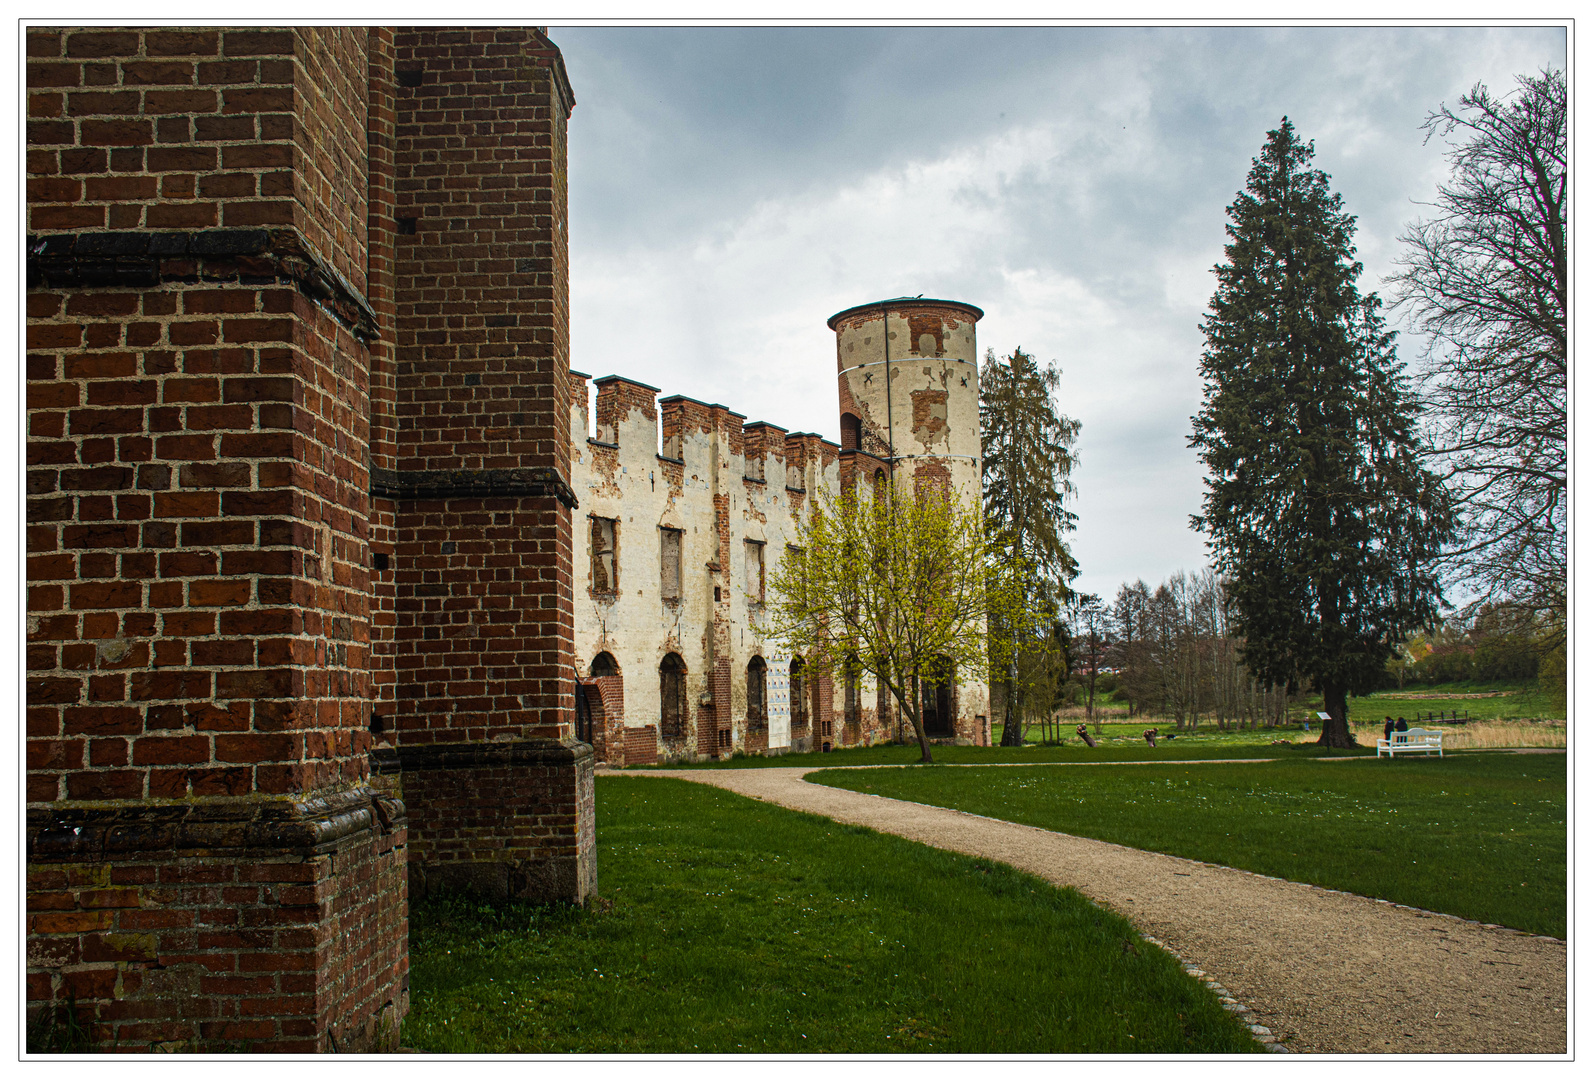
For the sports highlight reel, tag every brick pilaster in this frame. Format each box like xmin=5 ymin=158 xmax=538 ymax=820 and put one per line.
xmin=385 ymin=26 xmax=591 ymax=902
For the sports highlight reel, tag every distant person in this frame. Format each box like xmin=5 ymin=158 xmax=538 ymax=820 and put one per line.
xmin=1075 ymin=724 xmax=1097 ymax=748
xmin=1384 ymin=715 xmax=1397 ymax=741
xmin=1395 ymin=716 xmax=1409 ymax=732
xmin=1144 ymin=728 xmax=1158 ymax=747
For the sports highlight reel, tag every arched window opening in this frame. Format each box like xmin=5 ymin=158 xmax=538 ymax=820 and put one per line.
xmin=840 ymin=413 xmax=862 ymax=452
xmin=746 ymin=656 xmax=767 ymax=730
xmin=843 ymin=653 xmax=861 ymax=738
xmin=921 ymin=657 xmax=955 ymax=738
xmin=660 ymin=653 xmax=687 ymax=741
xmin=789 ymin=656 xmax=808 ymax=731
xmin=590 ymin=652 xmax=618 ymax=678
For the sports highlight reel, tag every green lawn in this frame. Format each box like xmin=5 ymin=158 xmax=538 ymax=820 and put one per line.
xmin=1362 ymin=681 xmax=1565 ymax=721
xmin=809 ymin=753 xmax=1566 ymax=938
xmin=403 ymin=777 xmax=1261 ymax=1054
xmin=647 ymin=729 xmax=1364 ymax=771
xmin=991 ymin=721 xmax=1329 ymax=750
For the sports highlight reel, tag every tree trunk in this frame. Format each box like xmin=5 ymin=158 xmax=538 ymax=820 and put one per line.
xmin=1315 ymin=680 xmax=1356 ymax=748
xmin=905 ymin=675 xmax=934 ymax=763
xmin=909 ymin=700 xmax=934 ymax=763
xmin=1000 ymin=675 xmax=1025 ymax=747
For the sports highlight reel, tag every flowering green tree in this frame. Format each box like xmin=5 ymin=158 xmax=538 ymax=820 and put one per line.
xmin=768 ymin=484 xmax=1026 ymax=764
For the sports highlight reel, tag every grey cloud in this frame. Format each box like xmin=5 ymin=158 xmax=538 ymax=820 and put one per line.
xmin=552 ymin=24 xmax=1565 ymax=596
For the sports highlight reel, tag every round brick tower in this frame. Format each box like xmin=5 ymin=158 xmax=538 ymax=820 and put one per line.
xmin=828 ymin=297 xmax=984 ymax=502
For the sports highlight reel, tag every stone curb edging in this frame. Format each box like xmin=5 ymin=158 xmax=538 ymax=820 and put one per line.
xmin=1136 ymin=933 xmax=1289 ymax=1053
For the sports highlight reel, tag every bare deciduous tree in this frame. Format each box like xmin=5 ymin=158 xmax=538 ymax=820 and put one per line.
xmin=1111 ymin=570 xmax=1299 ymax=731
xmin=1392 ymin=69 xmax=1566 ymax=633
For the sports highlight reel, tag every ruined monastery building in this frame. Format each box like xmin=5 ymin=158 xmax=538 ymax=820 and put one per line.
xmin=570 ymin=297 xmax=992 ymax=765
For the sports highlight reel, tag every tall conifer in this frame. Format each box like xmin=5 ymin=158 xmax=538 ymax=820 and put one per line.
xmin=1190 ymin=119 xmax=1452 ymax=748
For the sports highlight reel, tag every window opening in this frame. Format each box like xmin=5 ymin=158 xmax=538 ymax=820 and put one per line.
xmin=590 ymin=516 xmax=617 ymax=594
xmin=660 ymin=528 xmax=683 ymax=600
xmin=660 ymin=653 xmax=686 ymax=740
xmin=746 ymin=656 xmax=767 ymax=730
xmin=789 ymin=656 xmax=808 ymax=731
xmin=744 ymin=540 xmax=765 ymax=605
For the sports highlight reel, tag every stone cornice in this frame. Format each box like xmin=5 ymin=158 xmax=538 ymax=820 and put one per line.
xmin=27 ymin=787 xmax=404 ymax=861
xmin=370 ymin=466 xmax=578 ymax=509
xmin=26 ymin=227 xmax=381 ymax=342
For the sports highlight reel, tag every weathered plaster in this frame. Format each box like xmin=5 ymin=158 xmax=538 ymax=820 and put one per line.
xmin=567 ymin=297 xmax=992 ymax=763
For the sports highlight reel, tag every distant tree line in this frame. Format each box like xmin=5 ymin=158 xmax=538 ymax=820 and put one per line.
xmin=1389 ymin=603 xmax=1555 ymax=688
xmin=1105 ymin=570 xmax=1295 ymax=731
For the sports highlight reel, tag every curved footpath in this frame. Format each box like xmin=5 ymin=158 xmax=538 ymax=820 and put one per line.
xmin=624 ymin=761 xmax=1566 ymax=1054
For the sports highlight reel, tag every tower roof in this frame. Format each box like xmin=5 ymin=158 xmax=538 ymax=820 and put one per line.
xmin=826 ymin=297 xmax=984 ymax=330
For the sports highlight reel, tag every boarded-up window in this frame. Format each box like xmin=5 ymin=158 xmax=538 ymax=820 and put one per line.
xmin=660 ymin=653 xmax=686 ymax=740
xmin=907 ymin=314 xmax=943 ymax=356
xmin=590 ymin=516 xmax=617 ymax=594
xmin=660 ymin=528 xmax=683 ymax=600
xmin=745 ymin=451 xmax=765 ymax=482
xmin=744 ymin=540 xmax=764 ymax=604
xmin=786 ymin=462 xmax=802 ymax=490
xmin=662 ymin=432 xmax=683 ymax=460
xmin=789 ymin=656 xmax=808 ymax=730
xmin=746 ymin=656 xmax=767 ymax=730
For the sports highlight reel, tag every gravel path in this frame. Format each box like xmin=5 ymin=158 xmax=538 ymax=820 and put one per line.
xmin=620 ymin=763 xmax=1567 ymax=1054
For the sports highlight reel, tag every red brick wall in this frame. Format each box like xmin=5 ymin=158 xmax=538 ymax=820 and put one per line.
xmin=590 ymin=674 xmax=625 ymax=765
xmin=389 ymin=27 xmax=575 ymax=746
xmin=26 ymin=276 xmax=379 ymax=801
xmin=27 ymin=793 xmax=406 ymax=1052
xmin=382 ymin=27 xmax=593 ymax=902
xmin=366 ymin=27 xmax=400 ymax=737
xmin=624 ymin=725 xmax=659 ymax=767
xmin=27 ymin=27 xmax=372 ymax=296
xmin=594 ymin=375 xmax=660 ymax=440
xmin=27 ymin=23 xmax=594 ymax=1048
xmin=382 ymin=742 xmax=594 ymax=901
xmin=26 ymin=24 xmax=405 ymax=1052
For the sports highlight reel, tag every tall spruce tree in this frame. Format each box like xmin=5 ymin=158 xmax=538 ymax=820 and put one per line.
xmin=981 ymin=347 xmax=1081 ymax=745
xmin=1190 ymin=119 xmax=1453 ymax=749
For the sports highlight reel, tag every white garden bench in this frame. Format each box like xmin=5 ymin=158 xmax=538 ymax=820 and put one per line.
xmin=1377 ymin=727 xmax=1444 ymax=758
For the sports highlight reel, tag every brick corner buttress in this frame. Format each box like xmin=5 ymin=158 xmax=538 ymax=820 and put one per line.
xmin=373 ymin=26 xmax=594 ymax=906
xmin=25 ymin=24 xmax=591 ymax=1052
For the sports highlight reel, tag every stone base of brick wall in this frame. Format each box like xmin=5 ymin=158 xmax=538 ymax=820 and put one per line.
xmin=377 ymin=738 xmax=596 ymax=905
xmin=25 ymin=787 xmax=408 ymax=1053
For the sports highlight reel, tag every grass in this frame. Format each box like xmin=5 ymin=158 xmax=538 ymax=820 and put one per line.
xmin=403 ymin=777 xmax=1262 ymax=1054
xmin=809 ymin=753 xmax=1566 ymax=938
xmin=991 ymin=721 xmax=1331 ymax=750
xmin=1363 ymin=680 xmax=1565 ymax=721
xmin=1337 ymin=718 xmax=1566 ymax=751
xmin=643 ymin=727 xmax=1367 ymax=771
xmin=1430 ymin=720 xmax=1566 ymax=750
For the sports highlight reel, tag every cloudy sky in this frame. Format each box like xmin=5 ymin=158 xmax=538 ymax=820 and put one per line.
xmin=551 ymin=23 xmax=1566 ymax=602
